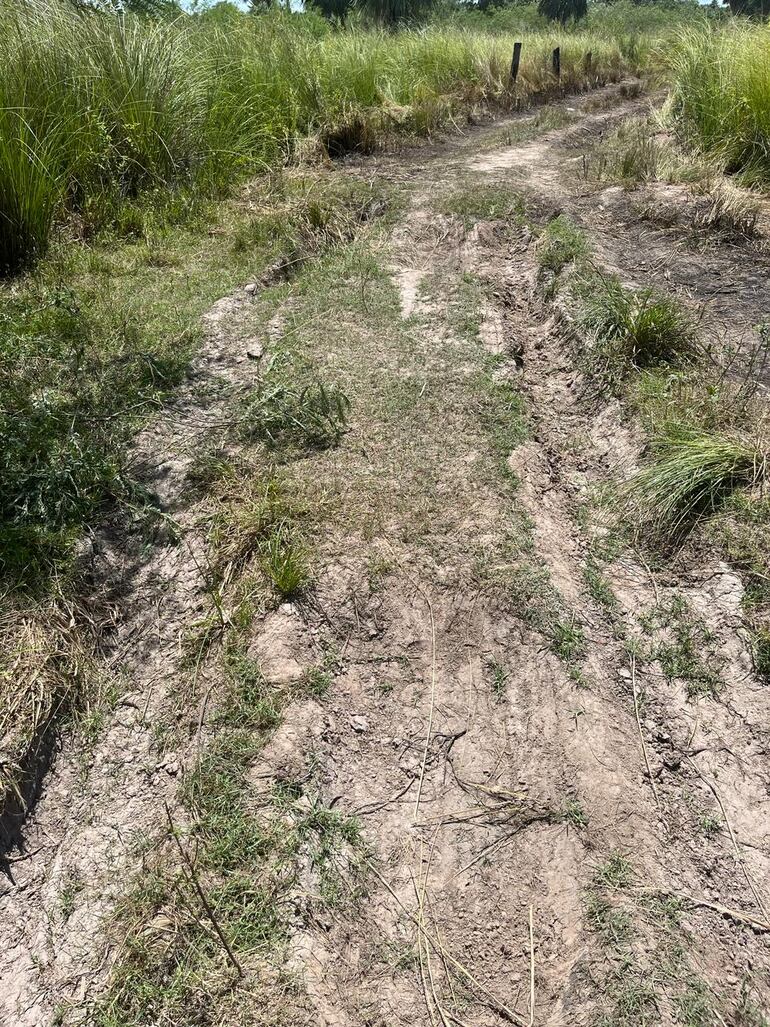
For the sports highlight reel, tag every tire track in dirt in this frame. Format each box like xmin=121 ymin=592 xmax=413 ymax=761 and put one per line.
xmin=262 ymin=93 xmax=770 ymax=1023
xmin=0 ymin=294 xmax=263 ymax=1026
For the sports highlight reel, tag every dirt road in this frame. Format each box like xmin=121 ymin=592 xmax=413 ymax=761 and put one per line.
xmin=2 ymin=86 xmax=769 ymax=1027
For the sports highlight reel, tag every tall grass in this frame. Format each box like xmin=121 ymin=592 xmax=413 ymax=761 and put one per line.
xmin=669 ymin=23 xmax=770 ymax=184
xmin=0 ymin=1 xmax=636 ymax=272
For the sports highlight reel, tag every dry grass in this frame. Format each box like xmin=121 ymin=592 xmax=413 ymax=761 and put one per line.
xmin=0 ymin=598 xmax=92 ymax=816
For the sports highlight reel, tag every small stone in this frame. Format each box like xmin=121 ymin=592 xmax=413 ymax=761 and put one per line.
xmin=165 ymin=761 xmax=179 ymax=776
xmin=350 ymin=715 xmax=369 ymax=733
xmin=244 ymin=282 xmax=259 ymax=295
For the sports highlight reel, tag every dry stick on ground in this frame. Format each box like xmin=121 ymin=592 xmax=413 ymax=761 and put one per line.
xmin=686 ymin=756 xmax=768 ymax=919
xmin=370 ymin=862 xmax=528 ymax=1027
xmin=383 ymin=541 xmax=439 ymax=821
xmin=414 ymin=829 xmax=453 ymax=1027
xmin=631 ymin=654 xmax=661 ymax=810
xmin=632 ymin=886 xmax=770 ymax=933
xmin=163 ymin=803 xmax=244 ymax=977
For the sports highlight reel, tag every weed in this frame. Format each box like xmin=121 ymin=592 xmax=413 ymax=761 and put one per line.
xmin=694 ymin=180 xmax=760 ymax=240
xmin=219 ymin=649 xmax=281 ymax=732
xmin=551 ymin=618 xmax=586 ymax=661
xmin=581 ymin=116 xmax=695 ymax=186
xmin=580 ymin=277 xmax=698 ymax=375
xmin=584 ymin=558 xmax=619 ymax=614
xmin=242 ymin=365 xmax=351 ymax=452
xmin=599 ymin=973 xmax=659 ymax=1027
xmin=626 ymin=424 xmax=767 ymax=543
xmin=59 ymin=869 xmax=83 ymax=922
xmin=596 ymin=851 xmax=634 ymax=890
xmin=562 ymin=797 xmax=588 ymax=828
xmin=185 ymin=449 xmax=234 ymax=491
xmin=752 ymin=628 xmax=770 ymax=678
xmin=476 ymin=355 xmax=529 ymax=457
xmin=537 ymin=215 xmax=589 ymax=276
xmin=488 ymin=658 xmax=508 ymax=700
xmin=670 ymin=23 xmax=770 ymax=184
xmin=640 ymin=595 xmax=723 ymax=699
xmin=300 ymin=665 xmax=332 ymax=698
xmin=675 ymin=981 xmax=716 ymax=1027
xmin=585 ymin=893 xmax=633 ymax=947
xmin=259 ymin=522 xmax=310 ymax=599
xmin=699 ymin=814 xmax=721 ymax=838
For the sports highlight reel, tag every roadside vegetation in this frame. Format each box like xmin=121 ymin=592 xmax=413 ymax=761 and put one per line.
xmin=546 ymin=192 xmax=770 ymax=685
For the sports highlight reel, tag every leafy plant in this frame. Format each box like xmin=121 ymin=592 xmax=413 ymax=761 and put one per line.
xmin=243 ymin=371 xmax=351 ymax=451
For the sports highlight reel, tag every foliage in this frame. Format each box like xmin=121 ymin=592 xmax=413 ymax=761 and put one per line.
xmin=356 ymin=0 xmax=434 ymax=23
xmin=580 ymin=278 xmax=698 ymax=372
xmin=0 ymin=0 xmax=640 ymax=273
xmin=626 ymin=423 xmax=768 ymax=541
xmin=669 ymin=24 xmax=770 ymax=184
xmin=538 ymin=0 xmax=587 ymax=23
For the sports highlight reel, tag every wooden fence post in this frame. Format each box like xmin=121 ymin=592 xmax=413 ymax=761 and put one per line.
xmin=552 ymin=46 xmax=561 ymax=80
xmin=511 ymin=41 xmax=522 ymax=84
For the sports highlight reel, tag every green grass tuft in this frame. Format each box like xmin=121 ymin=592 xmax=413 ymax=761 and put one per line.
xmin=627 ymin=424 xmax=767 ymax=542
xmin=537 ymin=215 xmax=590 ymax=275
xmin=580 ymin=278 xmax=698 ymax=374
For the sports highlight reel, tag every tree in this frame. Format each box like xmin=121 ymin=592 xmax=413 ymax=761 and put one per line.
xmin=356 ymin=0 xmax=434 ymax=25
xmin=308 ymin=0 xmax=353 ymax=20
xmin=725 ymin=0 xmax=768 ymax=14
xmin=537 ymin=0 xmax=586 ymax=22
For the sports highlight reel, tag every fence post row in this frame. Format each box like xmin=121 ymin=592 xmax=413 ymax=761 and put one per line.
xmin=510 ymin=41 xmax=522 ymax=84
xmin=512 ymin=43 xmax=592 ymax=88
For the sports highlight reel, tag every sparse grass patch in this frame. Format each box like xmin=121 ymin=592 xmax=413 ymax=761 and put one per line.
xmin=488 ymin=658 xmax=508 ymax=701
xmin=581 ymin=116 xmax=702 ymax=187
xmin=584 ymin=558 xmax=619 ymax=614
xmin=476 ymin=354 xmax=529 ymax=458
xmin=537 ymin=215 xmax=590 ymax=276
xmin=299 ymin=665 xmax=332 ymax=698
xmin=96 ymin=631 xmax=363 ymax=1026
xmin=596 ymin=851 xmax=634 ymax=890
xmin=562 ymin=797 xmax=588 ymax=829
xmin=551 ymin=617 xmax=586 ymax=662
xmin=437 ymin=184 xmax=526 ymax=225
xmin=639 ymin=594 xmax=723 ymax=699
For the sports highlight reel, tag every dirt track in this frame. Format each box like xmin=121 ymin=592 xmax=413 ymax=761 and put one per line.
xmin=2 ymin=87 xmax=770 ymax=1026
